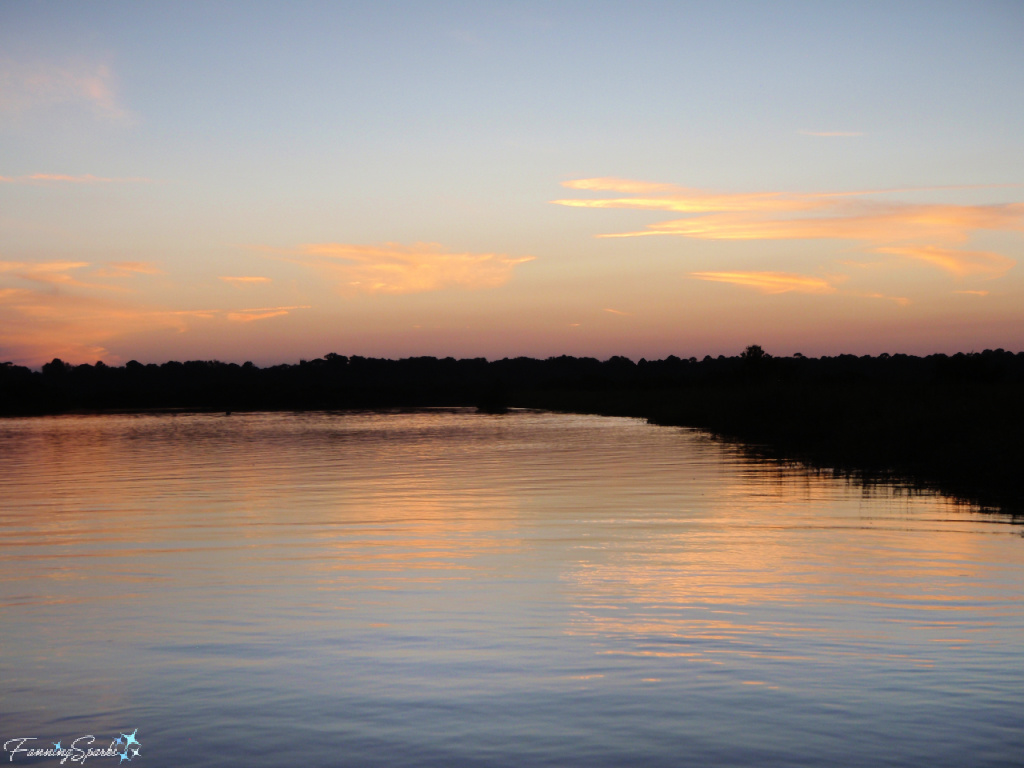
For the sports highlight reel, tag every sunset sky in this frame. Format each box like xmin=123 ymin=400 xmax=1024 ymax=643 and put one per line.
xmin=2 ymin=1 xmax=1023 ymax=367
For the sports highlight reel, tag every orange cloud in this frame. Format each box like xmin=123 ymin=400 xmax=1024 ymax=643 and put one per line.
xmin=689 ymin=271 xmax=914 ymax=306
xmin=287 ymin=242 xmax=534 ymax=295
xmin=93 ymin=261 xmax=164 ymax=278
xmin=874 ymin=246 xmax=1014 ymax=279
xmin=561 ymin=178 xmax=681 ymax=194
xmin=597 ymin=202 xmax=1024 ymax=244
xmin=159 ymin=305 xmax=310 ymax=324
xmin=554 ymin=178 xmax=818 ymax=214
xmin=0 ymin=294 xmax=313 ymax=364
xmin=603 ymin=308 xmax=632 ymax=316
xmin=0 ymin=286 xmax=153 ymax=364
xmin=553 ymin=178 xmax=1023 ymax=280
xmin=690 ymin=271 xmax=838 ymax=294
xmin=0 ymin=260 xmax=97 ymax=288
xmin=855 ymin=292 xmax=911 ymax=306
xmin=220 ymin=276 xmax=272 ymax=286
xmin=0 ymin=260 xmax=160 ymax=291
xmin=0 ymin=260 xmax=90 ymax=273
xmin=226 ymin=306 xmax=309 ymax=323
xmin=0 ymin=259 xmax=308 ymax=365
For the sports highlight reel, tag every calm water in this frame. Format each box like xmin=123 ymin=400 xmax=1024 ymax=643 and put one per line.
xmin=1 ymin=410 xmax=1022 ymax=767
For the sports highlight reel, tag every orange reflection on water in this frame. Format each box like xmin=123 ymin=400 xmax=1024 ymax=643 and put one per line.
xmin=561 ymin=459 xmax=1017 ymax=679
xmin=2 ymin=410 xmax=1021 ymax=703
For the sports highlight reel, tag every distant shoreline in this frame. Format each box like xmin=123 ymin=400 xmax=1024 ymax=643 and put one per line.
xmin=3 ymin=348 xmax=1022 ymax=515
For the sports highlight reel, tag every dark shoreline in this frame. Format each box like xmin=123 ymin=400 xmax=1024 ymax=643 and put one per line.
xmin=3 ymin=348 xmax=1022 ymax=516
xmin=520 ymin=386 xmax=1024 ymax=517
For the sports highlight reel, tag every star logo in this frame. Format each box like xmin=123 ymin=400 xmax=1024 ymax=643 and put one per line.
xmin=121 ymin=729 xmax=140 ymax=748
xmin=53 ymin=742 xmax=61 ymax=751
xmin=118 ymin=751 xmax=131 ymax=763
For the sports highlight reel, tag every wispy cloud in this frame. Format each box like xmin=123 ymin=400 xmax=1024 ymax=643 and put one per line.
xmin=562 ymin=178 xmax=682 ymax=195
xmin=0 ymin=260 xmax=164 ymax=290
xmin=0 ymin=259 xmax=307 ymax=364
xmin=854 ymin=292 xmax=911 ymax=306
xmin=93 ymin=261 xmax=164 ymax=278
xmin=0 ymin=173 xmax=150 ymax=184
xmin=606 ymin=204 xmax=1023 ymax=246
xmin=799 ymin=130 xmax=864 ymax=137
xmin=555 ymin=178 xmax=815 ymax=214
xmin=954 ymin=289 xmax=989 ymax=296
xmin=553 ymin=178 xmax=1023 ymax=280
xmin=874 ymin=245 xmax=1014 ymax=279
xmin=226 ymin=306 xmax=308 ymax=322
xmin=126 ymin=304 xmax=309 ymax=326
xmin=0 ymin=58 xmax=132 ymax=122
xmin=0 ymin=286 xmax=153 ymax=364
xmin=0 ymin=260 xmax=98 ymax=289
xmin=689 ymin=270 xmax=912 ymax=305
xmin=220 ymin=276 xmax=273 ymax=286
xmin=603 ymin=307 xmax=632 ymax=316
xmin=690 ymin=271 xmax=838 ymax=294
xmin=284 ymin=242 xmax=534 ymax=295
xmin=0 ymin=292 xmax=311 ymax=365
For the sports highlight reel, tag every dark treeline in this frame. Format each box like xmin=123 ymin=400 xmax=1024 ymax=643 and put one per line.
xmin=2 ymin=346 xmax=1023 ymax=512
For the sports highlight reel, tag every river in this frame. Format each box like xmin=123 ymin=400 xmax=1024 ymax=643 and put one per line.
xmin=1 ymin=410 xmax=1021 ymax=766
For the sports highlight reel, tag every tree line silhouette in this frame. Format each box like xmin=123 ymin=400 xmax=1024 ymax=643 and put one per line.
xmin=2 ymin=346 xmax=1022 ymax=512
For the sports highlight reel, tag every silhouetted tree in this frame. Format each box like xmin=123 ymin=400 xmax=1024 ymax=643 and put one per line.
xmin=741 ymin=344 xmax=769 ymax=361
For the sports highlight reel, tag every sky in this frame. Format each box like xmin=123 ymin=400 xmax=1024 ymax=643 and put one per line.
xmin=2 ymin=0 xmax=1023 ymax=367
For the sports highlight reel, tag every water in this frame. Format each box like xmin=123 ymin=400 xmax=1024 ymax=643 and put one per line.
xmin=1 ymin=410 xmax=1021 ymax=767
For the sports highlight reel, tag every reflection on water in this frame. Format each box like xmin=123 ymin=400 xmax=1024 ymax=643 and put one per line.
xmin=1 ymin=410 xmax=1021 ymax=767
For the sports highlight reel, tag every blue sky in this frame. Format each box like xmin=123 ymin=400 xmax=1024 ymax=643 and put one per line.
xmin=2 ymin=1 xmax=1023 ymax=365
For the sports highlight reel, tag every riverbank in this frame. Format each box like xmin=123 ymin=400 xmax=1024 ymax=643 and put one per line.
xmin=519 ymin=380 xmax=1024 ymax=515
xmin=4 ymin=349 xmax=1022 ymax=513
